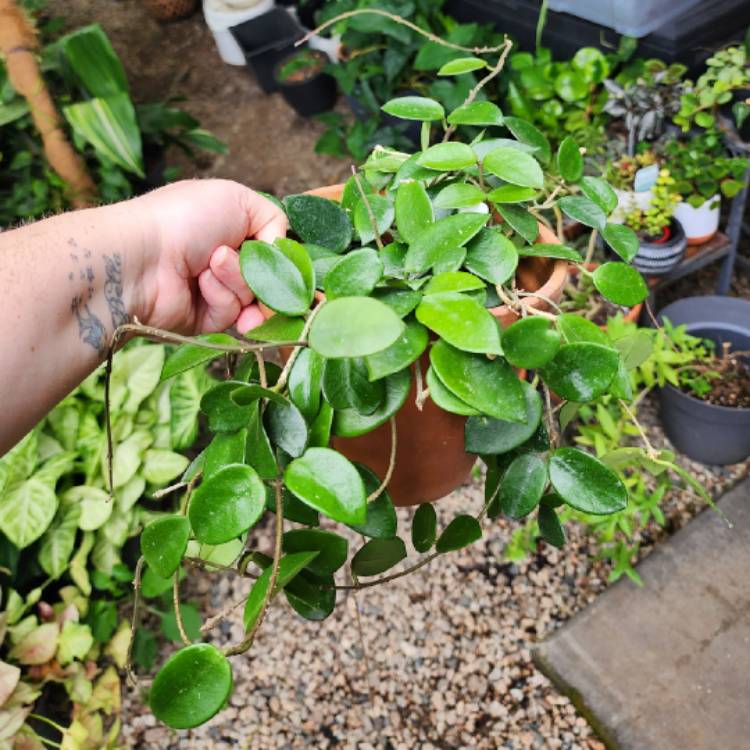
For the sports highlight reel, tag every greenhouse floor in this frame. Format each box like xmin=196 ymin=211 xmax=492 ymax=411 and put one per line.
xmin=45 ymin=3 xmax=750 ymax=748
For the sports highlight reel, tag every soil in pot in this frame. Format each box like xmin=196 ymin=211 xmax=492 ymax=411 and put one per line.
xmin=678 ymin=347 xmax=750 ymax=409
xmin=275 ymin=49 xmax=337 ymax=117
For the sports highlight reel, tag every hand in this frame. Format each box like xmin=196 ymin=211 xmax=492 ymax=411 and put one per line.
xmin=133 ymin=179 xmax=287 ymax=335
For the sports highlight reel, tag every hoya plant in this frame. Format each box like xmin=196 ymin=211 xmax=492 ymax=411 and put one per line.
xmin=110 ymin=13 xmax=658 ymax=731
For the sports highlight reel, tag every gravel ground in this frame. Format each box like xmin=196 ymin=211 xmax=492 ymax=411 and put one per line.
xmin=120 ymin=395 xmax=750 ymax=750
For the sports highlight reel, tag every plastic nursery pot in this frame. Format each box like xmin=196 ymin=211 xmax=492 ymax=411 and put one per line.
xmin=203 ymin=0 xmax=275 ymax=66
xmin=142 ymin=0 xmax=198 ymax=21
xmin=656 ymin=295 xmax=750 ymax=465
xmin=256 ymin=184 xmax=564 ymax=506
xmin=568 ymin=263 xmax=643 ymax=328
xmin=274 ymin=49 xmax=337 ymax=118
xmin=632 ymin=219 xmax=687 ymax=276
xmin=673 ymin=195 xmax=721 ymax=246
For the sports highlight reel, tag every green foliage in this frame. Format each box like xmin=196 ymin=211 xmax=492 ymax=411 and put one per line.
xmin=624 ymin=167 xmax=681 ymax=238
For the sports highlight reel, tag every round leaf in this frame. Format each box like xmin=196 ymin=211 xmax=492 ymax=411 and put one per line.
xmin=558 ymin=313 xmax=610 ymax=345
xmin=557 ymin=136 xmax=583 ymax=182
xmin=580 ymin=177 xmax=617 ymax=214
xmin=499 ymin=454 xmax=547 ymax=519
xmin=309 ymin=297 xmax=405 ymax=359
xmin=502 ymin=317 xmax=561 ymax=368
xmin=434 ymin=182 xmax=486 ymax=209
xmin=284 ymin=448 xmax=366 ymax=525
xmin=447 ymin=101 xmax=504 ymax=126
xmin=438 ymin=56 xmax=487 ymax=75
xmin=150 ymin=644 xmax=232 ymax=729
xmin=602 ymin=223 xmax=639 ymax=263
xmin=240 ymin=240 xmax=311 ymax=316
xmin=496 ymin=203 xmax=538 ymax=243
xmin=284 ymin=570 xmax=336 ymax=621
xmin=283 ymin=194 xmax=352 ymax=253
xmin=483 ymin=147 xmax=544 ymax=189
xmin=382 ymin=96 xmax=444 ymax=121
xmin=282 ymin=529 xmax=348 ymax=577
xmin=141 ymin=516 xmax=190 ymax=580
xmin=353 ymin=195 xmax=394 ymax=246
xmin=436 ymin=515 xmax=481 ymax=553
xmin=538 ymin=503 xmax=566 ymax=548
xmin=365 ymin=320 xmax=429 ymax=381
xmin=417 ymin=142 xmax=477 ymax=171
xmin=324 ymin=248 xmax=383 ymax=299
xmin=558 ymin=196 xmax=606 ymax=231
xmin=464 ymin=228 xmax=519 ymax=284
xmin=323 ymin=357 xmax=384 ymax=413
xmin=426 ymin=366 xmax=480 ymax=416
xmin=593 ymin=263 xmax=648 ymax=307
xmin=549 ymin=447 xmax=627 ymax=514
xmin=189 ymin=464 xmax=265 ymax=544
xmin=487 ymin=185 xmax=538 ymax=204
xmin=404 ymin=213 xmax=488 ymax=274
xmin=425 ymin=272 xmax=485 ymax=296
xmin=347 ymin=464 xmax=398 ymax=539
xmin=351 ymin=537 xmax=407 ymax=576
xmin=503 ymin=116 xmax=551 ymax=165
xmin=288 ymin=348 xmax=324 ymax=422
xmin=411 ymin=503 xmax=437 ymax=553
xmin=395 ymin=181 xmax=433 ymax=243
xmin=540 ymin=343 xmax=619 ymax=402
xmin=265 ymin=400 xmax=309 ymax=458
xmin=517 ymin=243 xmax=582 ymax=261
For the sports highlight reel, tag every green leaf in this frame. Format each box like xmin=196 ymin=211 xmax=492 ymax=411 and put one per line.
xmin=555 ymin=70 xmax=587 ymax=101
xmin=243 ymin=551 xmax=319 ymax=628
xmin=284 ymin=569 xmax=336 ymax=621
xmin=309 ymin=401 xmax=333 ymax=448
xmin=200 ymin=380 xmax=283 ymax=432
xmin=502 ymin=317 xmax=561 ymax=368
xmin=169 ymin=367 xmax=209 ymax=451
xmin=0 ymin=479 xmax=57 ymax=549
xmin=395 ymin=181 xmax=433 ymax=243
xmin=411 ymin=503 xmax=437 ymax=552
xmin=464 ymin=381 xmax=542 ymax=454
xmin=150 ymin=644 xmax=232 ymax=729
xmin=372 ymin=288 xmax=421 ymax=317
xmin=39 ymin=505 xmax=81 ymax=579
xmin=483 ymin=147 xmax=544 ymax=188
xmin=447 ymin=101 xmax=504 ymax=126
xmin=416 ymin=292 xmax=502 ymax=354
xmin=57 ymin=621 xmax=94 ymax=666
xmin=549 ymin=447 xmax=627 ymax=514
xmin=417 ymin=142 xmax=476 ymax=171
xmin=244 ymin=314 xmax=305 ymax=343
xmin=188 ymin=464 xmax=265 ymax=544
xmin=141 ymin=516 xmax=190 ymax=579
xmin=161 ymin=334 xmax=235 ymax=381
xmin=348 ymin=464 xmax=398 ymax=539
xmin=309 ymin=297 xmax=405 ymax=358
xmin=424 ymin=272 xmax=486 ymax=295
xmin=538 ymin=503 xmax=566 ymax=548
xmin=323 ymin=357 xmax=384 ymax=413
xmin=283 ymin=194 xmax=352 ymax=253
xmin=517 ymin=243 xmax=582 ymax=261
xmin=558 ymin=313 xmax=610 ymax=345
xmin=487 ymin=185 xmax=538 ymax=204
xmin=246 ymin=403 xmax=278 ymax=480
xmin=438 ymin=56 xmax=488 ymax=75
xmin=602 ymin=223 xmax=639 ymax=263
xmin=265 ymin=400 xmax=309 ymax=458
xmin=61 ymin=24 xmax=129 ymax=96
xmin=465 ymin=228 xmax=519 ymax=284
xmin=324 ymin=248 xmax=383 ymax=299
xmin=496 ymin=204 xmax=539 ymax=243
xmin=434 ymin=182 xmax=485 ymax=209
xmin=381 ymin=96 xmax=444 ymax=121
xmin=404 ymin=213 xmax=488 ymax=274
xmin=581 ymin=177 xmax=617 ymax=214
xmin=333 ymin=368 xmax=411 ymax=437
xmin=282 ymin=529 xmax=348 ymax=577
xmin=613 ymin=330 xmax=653 ymax=370
xmin=141 ymin=566 xmax=173 ymax=598
xmin=558 ymin=196 xmax=606 ymax=231
xmin=436 ymin=515 xmax=481 ymax=553
xmin=274 ymin=238 xmax=315 ymax=300
xmin=503 ymin=116 xmax=551 ymax=165
xmin=430 ymin=341 xmax=526 ymax=422
xmin=351 ymin=537 xmax=407 ymax=576
xmin=593 ymin=263 xmax=648 ymax=306
xmin=239 ymin=240 xmax=311 ymax=316
xmin=284 ymin=448 xmax=366 ymax=524
xmin=353 ymin=195 xmax=394 ymax=245
xmin=70 ymin=486 xmax=111 ymax=532
xmin=556 ymin=136 xmax=583 ymax=182
xmin=289 ymin=349 xmax=324 ymax=421
xmin=540 ymin=343 xmax=619 ymax=401
xmin=142 ymin=449 xmax=189 ymax=485
xmin=63 ymin=93 xmax=143 ymax=176
xmin=499 ymin=454 xmax=547 ymax=519
xmin=365 ymin=320 xmax=429 ymax=381
xmin=426 ymin=366 xmax=480 ymax=416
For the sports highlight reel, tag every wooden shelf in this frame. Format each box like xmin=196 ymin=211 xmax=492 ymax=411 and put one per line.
xmin=646 ymin=231 xmax=731 ymax=290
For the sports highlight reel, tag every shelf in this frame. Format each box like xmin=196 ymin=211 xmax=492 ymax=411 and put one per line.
xmin=646 ymin=232 xmax=731 ymax=290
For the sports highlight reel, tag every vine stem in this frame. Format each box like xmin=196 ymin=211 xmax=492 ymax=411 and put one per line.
xmin=515 ymin=289 xmax=564 ymax=315
xmin=201 ymin=592 xmax=249 ymax=634
xmin=584 ymin=229 xmax=598 ymax=265
xmin=414 ymin=358 xmax=428 ymax=411
xmin=351 ymin=166 xmax=384 ymax=251
xmin=366 ymin=417 xmax=397 ymax=503
xmin=223 ymin=480 xmax=284 ymax=656
xmin=619 ymin=398 xmax=657 ymax=458
xmin=336 ymin=551 xmax=440 ymax=591
xmin=173 ymin=572 xmax=191 ymax=646
xmin=125 ymin=556 xmax=145 ymax=687
xmin=29 ymin=713 xmax=66 ymax=735
xmin=152 ymin=480 xmax=188 ymax=499
xmin=296 ymin=9 xmax=509 ymax=55
xmin=273 ymin=300 xmax=324 ymax=393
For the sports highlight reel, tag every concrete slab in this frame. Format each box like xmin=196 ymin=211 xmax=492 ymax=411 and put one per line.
xmin=534 ymin=478 xmax=750 ymax=750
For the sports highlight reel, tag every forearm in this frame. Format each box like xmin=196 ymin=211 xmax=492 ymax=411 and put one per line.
xmin=0 ymin=200 xmax=151 ymax=455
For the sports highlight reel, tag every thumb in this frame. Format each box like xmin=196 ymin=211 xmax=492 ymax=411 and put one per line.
xmin=244 ymin=189 xmax=288 ymax=245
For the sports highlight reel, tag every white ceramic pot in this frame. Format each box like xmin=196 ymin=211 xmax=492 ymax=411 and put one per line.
xmin=203 ymin=0 xmax=274 ymax=66
xmin=673 ymin=194 xmax=720 ymax=245
xmin=611 ymin=188 xmax=653 ymax=224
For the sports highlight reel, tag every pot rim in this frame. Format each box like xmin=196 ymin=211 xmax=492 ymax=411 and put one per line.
xmin=661 ymin=382 xmax=750 ymax=415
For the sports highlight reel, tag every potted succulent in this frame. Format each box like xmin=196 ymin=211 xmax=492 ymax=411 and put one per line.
xmin=646 ymin=297 xmax=750 ymax=465
xmin=604 ymin=150 xmax=657 ymax=223
xmin=274 ymin=48 xmax=337 ymax=116
xmin=107 ymin=12 xmax=656 ymax=733
xmin=662 ymin=130 xmax=748 ymax=245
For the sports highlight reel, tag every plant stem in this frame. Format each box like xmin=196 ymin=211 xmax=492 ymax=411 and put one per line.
xmin=584 ymin=229 xmax=598 ymax=265
xmin=414 ymin=357 xmax=427 ymax=411
xmin=126 ymin=556 xmax=145 ymax=687
xmin=224 ymin=480 xmax=284 ymax=656
xmin=152 ymin=480 xmax=188 ymax=499
xmin=29 ymin=713 xmax=66 ymax=735
xmin=366 ymin=417 xmax=397 ymax=503
xmin=172 ymin=573 xmax=191 ymax=646
xmin=351 ymin=166 xmax=384 ymax=251
xmin=516 ymin=289 xmax=563 ymax=314
xmin=336 ymin=552 xmax=440 ymax=590
xmin=273 ymin=300 xmax=324 ymax=393
xmin=553 ymin=205 xmax=564 ymax=242
xmin=619 ymin=398 xmax=656 ymax=458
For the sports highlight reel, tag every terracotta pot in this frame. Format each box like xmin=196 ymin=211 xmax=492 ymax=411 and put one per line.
xmin=254 ymin=184 xmax=564 ymax=506
xmin=568 ymin=263 xmax=643 ymax=327
xmin=142 ymin=0 xmax=198 ymax=21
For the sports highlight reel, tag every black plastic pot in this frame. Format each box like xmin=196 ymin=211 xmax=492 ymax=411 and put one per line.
xmin=230 ymin=7 xmax=305 ymax=93
xmin=633 ymin=219 xmax=687 ymax=275
xmin=274 ymin=50 xmax=337 ymax=117
xmin=656 ymin=295 xmax=750 ymax=465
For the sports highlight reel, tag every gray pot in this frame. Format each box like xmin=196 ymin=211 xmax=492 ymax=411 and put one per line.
xmin=633 ymin=219 xmax=686 ymax=275
xmin=656 ymin=296 xmax=750 ymax=465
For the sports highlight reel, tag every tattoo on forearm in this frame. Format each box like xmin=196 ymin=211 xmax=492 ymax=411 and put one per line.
xmin=68 ymin=243 xmax=129 ymax=356
xmin=103 ymin=253 xmax=129 ymax=329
